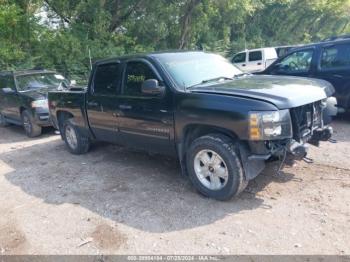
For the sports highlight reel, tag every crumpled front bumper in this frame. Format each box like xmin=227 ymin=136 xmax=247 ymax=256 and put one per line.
xmin=34 ymin=107 xmax=52 ymax=127
xmin=287 ymin=125 xmax=333 ymax=160
xmin=239 ymin=125 xmax=333 ymax=181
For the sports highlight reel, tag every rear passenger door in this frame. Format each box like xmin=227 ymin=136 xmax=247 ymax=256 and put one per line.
xmin=115 ymin=59 xmax=175 ymax=155
xmin=86 ymin=61 xmax=122 ymax=143
xmin=316 ymin=42 xmax=350 ymax=108
xmin=246 ymin=51 xmax=263 ymax=72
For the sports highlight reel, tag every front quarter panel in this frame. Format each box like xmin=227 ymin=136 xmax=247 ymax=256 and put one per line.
xmin=175 ymin=92 xmax=278 ymax=141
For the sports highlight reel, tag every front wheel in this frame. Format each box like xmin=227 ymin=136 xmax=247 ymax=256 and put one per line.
xmin=22 ymin=110 xmax=42 ymax=137
xmin=0 ymin=113 xmax=9 ymax=127
xmin=62 ymin=119 xmax=90 ymax=154
xmin=186 ymin=134 xmax=247 ymax=201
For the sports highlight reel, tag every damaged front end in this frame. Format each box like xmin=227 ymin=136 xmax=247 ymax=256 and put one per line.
xmin=240 ymin=100 xmax=333 ymax=180
xmin=288 ymin=100 xmax=333 ymax=158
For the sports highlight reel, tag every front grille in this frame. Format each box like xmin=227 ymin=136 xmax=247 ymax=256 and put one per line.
xmin=290 ymin=101 xmax=323 ymax=142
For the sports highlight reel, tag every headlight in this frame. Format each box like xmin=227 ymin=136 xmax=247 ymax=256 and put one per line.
xmin=31 ymin=99 xmax=48 ymax=109
xmin=249 ymin=110 xmax=292 ymax=140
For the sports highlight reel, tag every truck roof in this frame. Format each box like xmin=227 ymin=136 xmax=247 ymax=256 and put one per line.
xmin=94 ymin=50 xmax=207 ymax=64
xmin=284 ymin=38 xmax=350 ymax=52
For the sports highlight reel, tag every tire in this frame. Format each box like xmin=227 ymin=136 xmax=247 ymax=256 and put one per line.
xmin=22 ymin=110 xmax=42 ymax=137
xmin=62 ymin=119 xmax=90 ymax=155
xmin=186 ymin=134 xmax=247 ymax=201
xmin=0 ymin=113 xmax=9 ymax=127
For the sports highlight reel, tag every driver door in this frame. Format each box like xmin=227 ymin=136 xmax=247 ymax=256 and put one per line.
xmin=115 ymin=60 xmax=176 ymax=155
xmin=232 ymin=52 xmax=248 ymax=72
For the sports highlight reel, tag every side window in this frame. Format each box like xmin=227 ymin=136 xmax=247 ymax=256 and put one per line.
xmin=0 ymin=76 xmax=6 ymax=89
xmin=321 ymin=43 xmax=350 ymax=70
xmin=278 ymin=49 xmax=314 ymax=73
xmin=0 ymin=75 xmax=15 ymax=90
xmin=124 ymin=61 xmax=158 ymax=97
xmin=232 ymin=52 xmax=246 ymax=63
xmin=93 ymin=63 xmax=121 ymax=95
xmin=249 ymin=51 xmax=262 ymax=62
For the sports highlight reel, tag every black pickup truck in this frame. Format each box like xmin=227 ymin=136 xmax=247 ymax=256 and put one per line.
xmin=48 ymin=51 xmax=334 ymax=200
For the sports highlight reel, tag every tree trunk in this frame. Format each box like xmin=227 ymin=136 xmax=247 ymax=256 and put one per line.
xmin=178 ymin=0 xmax=201 ymax=49
xmin=109 ymin=0 xmax=145 ymax=33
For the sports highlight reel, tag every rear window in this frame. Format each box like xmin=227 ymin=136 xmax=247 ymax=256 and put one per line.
xmin=321 ymin=43 xmax=350 ymax=70
xmin=232 ymin=52 xmax=246 ymax=63
xmin=249 ymin=51 xmax=262 ymax=62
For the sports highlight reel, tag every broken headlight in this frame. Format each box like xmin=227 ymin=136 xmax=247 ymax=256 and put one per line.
xmin=249 ymin=110 xmax=292 ymax=140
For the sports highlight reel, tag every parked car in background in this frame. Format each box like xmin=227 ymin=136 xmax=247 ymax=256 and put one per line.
xmin=49 ymin=51 xmax=334 ymax=200
xmin=260 ymin=37 xmax=350 ymax=112
xmin=0 ymin=70 xmax=71 ymax=137
xmin=231 ymin=48 xmax=278 ymax=73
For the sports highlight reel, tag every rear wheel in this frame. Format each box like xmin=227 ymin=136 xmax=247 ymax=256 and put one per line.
xmin=62 ymin=119 xmax=90 ymax=154
xmin=22 ymin=110 xmax=42 ymax=137
xmin=0 ymin=113 xmax=9 ymax=127
xmin=186 ymin=134 xmax=247 ymax=201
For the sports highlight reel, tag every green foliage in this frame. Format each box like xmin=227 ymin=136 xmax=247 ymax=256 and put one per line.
xmin=0 ymin=0 xmax=349 ymax=82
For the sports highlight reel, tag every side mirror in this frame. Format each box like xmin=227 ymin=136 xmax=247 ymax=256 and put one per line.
xmin=1 ymin=87 xmax=16 ymax=94
xmin=142 ymin=79 xmax=164 ymax=95
xmin=70 ymin=80 xmax=77 ymax=86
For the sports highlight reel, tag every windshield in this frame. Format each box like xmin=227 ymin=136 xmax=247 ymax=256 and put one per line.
xmin=156 ymin=52 xmax=242 ymax=89
xmin=16 ymin=73 xmax=69 ymax=91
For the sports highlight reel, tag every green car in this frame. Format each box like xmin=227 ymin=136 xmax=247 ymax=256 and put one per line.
xmin=0 ymin=70 xmax=70 ymax=137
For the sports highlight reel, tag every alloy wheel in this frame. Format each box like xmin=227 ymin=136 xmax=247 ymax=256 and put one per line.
xmin=23 ymin=115 xmax=32 ymax=134
xmin=65 ymin=125 xmax=78 ymax=150
xmin=193 ymin=149 xmax=229 ymax=191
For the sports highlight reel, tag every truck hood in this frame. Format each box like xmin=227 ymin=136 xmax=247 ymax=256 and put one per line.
xmin=189 ymin=75 xmax=334 ymax=109
xmin=19 ymin=87 xmax=57 ymax=100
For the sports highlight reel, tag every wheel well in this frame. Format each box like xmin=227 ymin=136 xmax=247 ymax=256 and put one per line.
xmin=57 ymin=111 xmax=74 ymax=130
xmin=19 ymin=107 xmax=26 ymax=115
xmin=182 ymin=125 xmax=238 ymax=156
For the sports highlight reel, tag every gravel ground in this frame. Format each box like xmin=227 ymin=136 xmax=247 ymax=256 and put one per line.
xmin=0 ymin=115 xmax=349 ymax=255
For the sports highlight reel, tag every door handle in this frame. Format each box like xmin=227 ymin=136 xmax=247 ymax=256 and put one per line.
xmin=87 ymin=101 xmax=99 ymax=107
xmin=257 ymin=62 xmax=262 ymax=65
xmin=119 ymin=104 xmax=132 ymax=110
xmin=242 ymin=64 xmax=246 ymax=67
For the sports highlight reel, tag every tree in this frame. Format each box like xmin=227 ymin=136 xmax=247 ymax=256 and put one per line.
xmin=1 ymin=0 xmax=349 ymax=81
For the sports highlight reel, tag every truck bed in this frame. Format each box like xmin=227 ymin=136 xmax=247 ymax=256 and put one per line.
xmin=48 ymin=90 xmax=88 ymax=132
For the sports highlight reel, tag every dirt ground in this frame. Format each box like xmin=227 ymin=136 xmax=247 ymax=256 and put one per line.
xmin=0 ymin=115 xmax=349 ymax=255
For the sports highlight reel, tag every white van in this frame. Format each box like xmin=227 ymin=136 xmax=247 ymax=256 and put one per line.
xmin=231 ymin=48 xmax=278 ymax=73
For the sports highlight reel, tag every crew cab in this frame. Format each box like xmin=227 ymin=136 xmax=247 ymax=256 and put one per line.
xmin=0 ymin=70 xmax=70 ymax=137
xmin=231 ymin=48 xmax=278 ymax=73
xmin=48 ymin=51 xmax=334 ymax=200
